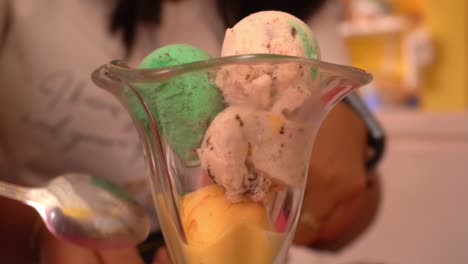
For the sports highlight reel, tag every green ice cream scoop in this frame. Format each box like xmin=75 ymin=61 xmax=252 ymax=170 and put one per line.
xmin=128 ymin=44 xmax=224 ymax=167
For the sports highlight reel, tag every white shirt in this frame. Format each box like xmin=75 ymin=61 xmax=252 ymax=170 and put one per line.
xmin=0 ymin=0 xmax=349 ymax=225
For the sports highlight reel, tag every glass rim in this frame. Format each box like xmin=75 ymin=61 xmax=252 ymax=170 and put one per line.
xmin=103 ymin=53 xmax=373 ymax=85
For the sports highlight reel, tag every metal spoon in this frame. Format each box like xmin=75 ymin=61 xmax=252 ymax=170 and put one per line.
xmin=0 ymin=173 xmax=151 ymax=249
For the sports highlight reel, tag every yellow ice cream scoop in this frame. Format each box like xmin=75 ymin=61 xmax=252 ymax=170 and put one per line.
xmin=181 ymin=184 xmax=272 ymax=246
xmin=176 ymin=184 xmax=285 ymax=264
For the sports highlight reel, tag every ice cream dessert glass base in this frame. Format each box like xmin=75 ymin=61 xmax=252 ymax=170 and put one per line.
xmin=92 ymin=54 xmax=372 ymax=264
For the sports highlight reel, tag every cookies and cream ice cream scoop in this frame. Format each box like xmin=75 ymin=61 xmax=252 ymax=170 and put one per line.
xmin=198 ymin=11 xmax=320 ymax=202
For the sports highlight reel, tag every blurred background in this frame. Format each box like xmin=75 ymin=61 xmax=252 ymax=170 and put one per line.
xmin=325 ymin=0 xmax=468 ymax=263
xmin=339 ymin=0 xmax=466 ymax=111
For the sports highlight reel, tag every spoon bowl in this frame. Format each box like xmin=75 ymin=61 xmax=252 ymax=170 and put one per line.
xmin=0 ymin=173 xmax=151 ymax=249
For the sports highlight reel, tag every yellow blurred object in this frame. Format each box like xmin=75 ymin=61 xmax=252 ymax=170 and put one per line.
xmin=342 ymin=0 xmax=467 ymax=109
xmin=344 ymin=30 xmax=406 ymax=103
xmin=61 ymin=207 xmax=92 ymax=218
xmin=421 ymin=0 xmax=468 ymax=110
xmin=390 ymin=0 xmax=426 ymax=15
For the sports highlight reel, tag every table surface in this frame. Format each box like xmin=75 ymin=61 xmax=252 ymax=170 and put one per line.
xmin=290 ymin=110 xmax=468 ymax=264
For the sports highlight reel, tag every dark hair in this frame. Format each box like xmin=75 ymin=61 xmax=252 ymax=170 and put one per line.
xmin=110 ymin=0 xmax=327 ymax=52
xmin=110 ymin=0 xmax=162 ymax=51
xmin=217 ymin=0 xmax=327 ymax=28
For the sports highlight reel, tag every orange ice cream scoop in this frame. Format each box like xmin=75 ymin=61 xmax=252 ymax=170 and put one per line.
xmin=181 ymin=184 xmax=272 ymax=246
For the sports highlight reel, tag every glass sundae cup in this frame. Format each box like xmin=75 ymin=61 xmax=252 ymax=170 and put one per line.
xmin=92 ymin=54 xmax=372 ymax=263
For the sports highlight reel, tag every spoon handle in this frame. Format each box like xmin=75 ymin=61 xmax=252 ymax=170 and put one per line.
xmin=0 ymin=180 xmax=31 ymax=203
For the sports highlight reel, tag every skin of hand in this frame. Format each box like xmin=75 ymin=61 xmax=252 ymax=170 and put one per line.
xmin=293 ymin=102 xmax=370 ymax=245
xmin=38 ymin=225 xmax=147 ymax=264
xmin=0 ymin=198 xmax=146 ymax=264
xmin=39 ymin=225 xmax=174 ymax=264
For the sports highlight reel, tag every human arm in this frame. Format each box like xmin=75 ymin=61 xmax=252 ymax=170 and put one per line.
xmin=294 ymin=101 xmax=381 ymax=246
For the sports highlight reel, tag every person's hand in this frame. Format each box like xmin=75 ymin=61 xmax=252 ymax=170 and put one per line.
xmin=39 ymin=225 xmax=174 ymax=264
xmin=39 ymin=225 xmax=145 ymax=264
xmin=293 ymin=102 xmax=372 ymax=246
